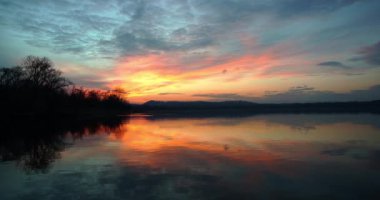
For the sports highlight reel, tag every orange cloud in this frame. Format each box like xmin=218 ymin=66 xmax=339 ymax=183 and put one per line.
xmin=108 ymin=51 xmax=283 ymax=102
xmin=57 ymin=39 xmax=315 ymax=103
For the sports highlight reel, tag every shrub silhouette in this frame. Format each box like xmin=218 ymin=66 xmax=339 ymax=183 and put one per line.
xmin=0 ymin=56 xmax=130 ymax=116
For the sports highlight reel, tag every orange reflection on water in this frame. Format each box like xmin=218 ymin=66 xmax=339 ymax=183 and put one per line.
xmin=57 ymin=114 xmax=380 ymax=198
xmin=109 ymin=116 xmax=380 ymax=168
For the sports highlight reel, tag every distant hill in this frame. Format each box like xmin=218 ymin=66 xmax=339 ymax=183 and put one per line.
xmin=143 ymin=100 xmax=257 ymax=108
xmin=132 ymin=100 xmax=380 ymax=114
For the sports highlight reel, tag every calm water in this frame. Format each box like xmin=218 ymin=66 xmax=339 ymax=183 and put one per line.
xmin=1 ymin=114 xmax=380 ymax=200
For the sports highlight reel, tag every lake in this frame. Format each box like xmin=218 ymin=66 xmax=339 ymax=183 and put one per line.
xmin=1 ymin=114 xmax=380 ymax=200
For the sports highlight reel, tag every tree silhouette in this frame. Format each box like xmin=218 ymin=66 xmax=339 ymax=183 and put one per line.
xmin=0 ymin=56 xmax=130 ymax=116
xmin=22 ymin=56 xmax=71 ymax=90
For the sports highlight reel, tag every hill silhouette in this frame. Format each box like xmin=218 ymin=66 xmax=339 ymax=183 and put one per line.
xmin=133 ymin=100 xmax=380 ymax=115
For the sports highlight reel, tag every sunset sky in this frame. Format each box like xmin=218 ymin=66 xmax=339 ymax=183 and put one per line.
xmin=1 ymin=0 xmax=380 ymax=103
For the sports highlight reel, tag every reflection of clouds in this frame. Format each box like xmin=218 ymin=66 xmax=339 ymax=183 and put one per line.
xmin=194 ymin=118 xmax=244 ymax=127
xmin=14 ymin=142 xmax=380 ymax=199
xmin=3 ymin=115 xmax=380 ymax=199
xmin=319 ymin=140 xmax=380 ymax=168
xmin=321 ymin=147 xmax=349 ymax=156
xmin=149 ymin=113 xmax=380 ymax=130
xmin=255 ymin=114 xmax=380 ymax=130
xmin=291 ymin=125 xmax=316 ymax=134
xmin=118 ymin=115 xmax=380 ymax=167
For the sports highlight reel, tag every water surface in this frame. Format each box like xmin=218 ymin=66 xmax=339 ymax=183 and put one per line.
xmin=1 ymin=114 xmax=380 ymax=200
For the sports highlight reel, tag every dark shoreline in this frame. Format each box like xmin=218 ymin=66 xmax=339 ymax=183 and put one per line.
xmin=2 ymin=100 xmax=380 ymax=119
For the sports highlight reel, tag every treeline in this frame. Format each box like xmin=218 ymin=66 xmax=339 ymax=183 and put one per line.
xmin=134 ymin=100 xmax=380 ymax=115
xmin=0 ymin=56 xmax=130 ymax=116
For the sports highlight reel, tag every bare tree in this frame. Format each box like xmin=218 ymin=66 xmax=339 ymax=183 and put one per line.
xmin=22 ymin=56 xmax=72 ymax=90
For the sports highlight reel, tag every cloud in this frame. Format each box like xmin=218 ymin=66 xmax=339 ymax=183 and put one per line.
xmin=158 ymin=92 xmax=182 ymax=95
xmin=1 ymin=0 xmax=379 ymax=102
xmin=0 ymin=0 xmax=376 ymax=64
xmin=0 ymin=0 xmax=123 ymax=59
xmin=191 ymin=0 xmax=361 ymax=24
xmin=263 ymin=84 xmax=380 ymax=103
xmin=69 ymin=79 xmax=110 ymax=90
xmin=315 ymin=61 xmax=366 ymax=76
xmin=288 ymin=85 xmax=315 ymax=92
xmin=108 ymin=0 xmax=366 ymax=56
xmin=273 ymin=0 xmax=361 ymax=18
xmin=355 ymin=41 xmax=380 ymax=66
xmin=192 ymin=93 xmax=253 ymax=101
xmin=193 ymin=84 xmax=380 ymax=103
xmin=113 ymin=5 xmax=216 ymax=55
xmin=318 ymin=61 xmax=351 ymax=69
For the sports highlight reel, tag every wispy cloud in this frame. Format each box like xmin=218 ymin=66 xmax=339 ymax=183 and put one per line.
xmin=194 ymin=84 xmax=380 ymax=103
xmin=1 ymin=0 xmax=380 ymax=102
xmin=318 ymin=61 xmax=351 ymax=69
xmin=355 ymin=41 xmax=380 ymax=66
xmin=192 ymin=93 xmax=253 ymax=101
xmin=158 ymin=92 xmax=183 ymax=95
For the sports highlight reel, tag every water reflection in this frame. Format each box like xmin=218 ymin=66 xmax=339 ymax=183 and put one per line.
xmin=0 ymin=117 xmax=128 ymax=173
xmin=1 ymin=114 xmax=380 ymax=199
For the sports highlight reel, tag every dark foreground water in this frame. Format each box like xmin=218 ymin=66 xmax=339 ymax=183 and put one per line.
xmin=1 ymin=114 xmax=380 ymax=200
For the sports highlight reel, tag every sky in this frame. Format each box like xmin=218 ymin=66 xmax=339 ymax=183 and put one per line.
xmin=1 ymin=0 xmax=380 ymax=103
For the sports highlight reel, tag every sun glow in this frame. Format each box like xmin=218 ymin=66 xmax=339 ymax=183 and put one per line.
xmin=107 ymin=52 xmax=287 ymax=102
